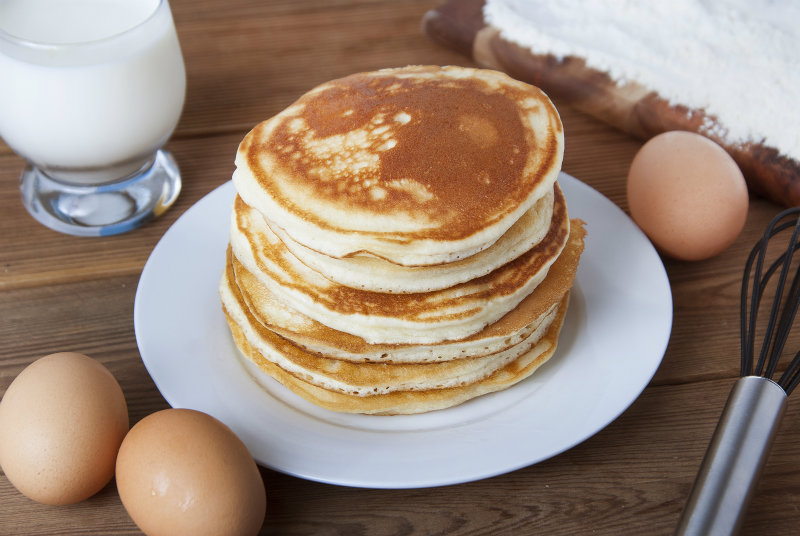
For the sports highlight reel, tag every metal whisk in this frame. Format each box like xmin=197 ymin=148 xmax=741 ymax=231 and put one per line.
xmin=676 ymin=206 xmax=800 ymax=536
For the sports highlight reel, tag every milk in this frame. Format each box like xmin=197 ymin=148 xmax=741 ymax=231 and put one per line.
xmin=0 ymin=0 xmax=186 ymax=184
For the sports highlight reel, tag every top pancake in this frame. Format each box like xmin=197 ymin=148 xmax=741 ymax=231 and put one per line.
xmin=233 ymin=65 xmax=564 ymax=266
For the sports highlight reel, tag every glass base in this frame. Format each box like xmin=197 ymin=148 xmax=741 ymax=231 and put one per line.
xmin=20 ymin=150 xmax=181 ymax=237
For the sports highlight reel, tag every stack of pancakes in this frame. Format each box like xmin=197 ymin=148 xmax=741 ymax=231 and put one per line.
xmin=220 ymin=65 xmax=585 ymax=415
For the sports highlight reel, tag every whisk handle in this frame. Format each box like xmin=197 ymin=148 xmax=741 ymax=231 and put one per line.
xmin=675 ymin=376 xmax=788 ymax=536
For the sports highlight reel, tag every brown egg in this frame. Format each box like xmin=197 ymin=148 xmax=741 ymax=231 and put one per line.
xmin=115 ymin=408 xmax=266 ymax=536
xmin=0 ymin=352 xmax=129 ymax=505
xmin=626 ymin=131 xmax=749 ymax=261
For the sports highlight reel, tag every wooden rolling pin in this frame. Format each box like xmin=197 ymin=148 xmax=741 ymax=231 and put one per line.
xmin=422 ymin=0 xmax=800 ymax=207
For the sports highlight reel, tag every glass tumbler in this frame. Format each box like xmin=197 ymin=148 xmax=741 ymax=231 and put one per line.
xmin=0 ymin=0 xmax=186 ymax=236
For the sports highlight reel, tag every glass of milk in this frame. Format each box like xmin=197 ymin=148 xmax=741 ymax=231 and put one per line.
xmin=0 ymin=0 xmax=186 ymax=236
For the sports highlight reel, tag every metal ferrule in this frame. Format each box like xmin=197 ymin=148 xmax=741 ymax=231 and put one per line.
xmin=675 ymin=375 xmax=788 ymax=536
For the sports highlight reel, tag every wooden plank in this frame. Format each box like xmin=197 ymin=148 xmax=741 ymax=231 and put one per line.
xmin=1 ymin=377 xmax=797 ymax=535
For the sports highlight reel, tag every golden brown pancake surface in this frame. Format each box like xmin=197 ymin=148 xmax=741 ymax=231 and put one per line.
xmin=221 ymin=66 xmax=583 ymax=414
xmin=233 ymin=65 xmax=564 ymax=265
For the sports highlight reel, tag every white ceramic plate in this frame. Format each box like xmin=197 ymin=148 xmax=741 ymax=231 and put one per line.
xmin=134 ymin=173 xmax=672 ymax=489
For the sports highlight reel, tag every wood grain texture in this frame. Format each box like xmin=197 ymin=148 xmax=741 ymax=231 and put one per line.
xmin=2 ymin=1 xmax=800 ymax=535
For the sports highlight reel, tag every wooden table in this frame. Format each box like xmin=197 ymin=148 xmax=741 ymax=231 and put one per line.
xmin=2 ymin=1 xmax=799 ymax=534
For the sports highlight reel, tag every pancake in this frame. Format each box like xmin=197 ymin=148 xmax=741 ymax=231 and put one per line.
xmin=229 ymin=183 xmax=570 ymax=345
xmin=225 ymin=294 xmax=569 ymax=415
xmin=230 ymin=254 xmax=557 ymax=364
xmin=229 ymin=219 xmax=585 ymax=363
xmin=221 ymin=221 xmax=583 ymax=412
xmin=221 ymin=66 xmax=583 ymax=414
xmin=232 ymin=65 xmax=564 ymax=266
xmin=270 ymin=187 xmax=555 ymax=293
xmin=220 ymin=260 xmax=561 ymax=395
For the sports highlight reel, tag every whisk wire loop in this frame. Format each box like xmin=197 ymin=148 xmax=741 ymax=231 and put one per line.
xmin=740 ymin=217 xmax=786 ymax=375
xmin=677 ymin=207 xmax=800 ymax=536
xmin=766 ymin=258 xmax=800 ymax=378
xmin=741 ymin=206 xmax=800 ymax=394
xmin=740 ymin=217 xmax=796 ymax=374
xmin=779 ymin=350 xmax=800 ymax=394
